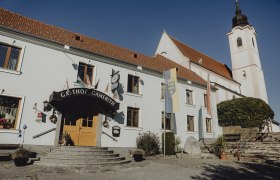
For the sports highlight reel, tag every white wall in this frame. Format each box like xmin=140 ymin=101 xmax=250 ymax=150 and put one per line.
xmin=227 ymin=25 xmax=268 ymax=103
xmin=0 ymin=32 xmax=221 ymax=147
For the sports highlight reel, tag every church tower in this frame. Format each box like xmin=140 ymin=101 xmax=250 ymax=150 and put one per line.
xmin=227 ymin=0 xmax=268 ymax=103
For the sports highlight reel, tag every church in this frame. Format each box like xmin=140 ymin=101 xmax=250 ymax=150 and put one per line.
xmin=0 ymin=1 xmax=278 ymax=151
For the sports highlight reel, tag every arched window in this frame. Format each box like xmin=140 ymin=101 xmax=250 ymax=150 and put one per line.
xmin=252 ymin=38 xmax=255 ymax=47
xmin=242 ymin=71 xmax=246 ymax=80
xmin=237 ymin=37 xmax=243 ymax=47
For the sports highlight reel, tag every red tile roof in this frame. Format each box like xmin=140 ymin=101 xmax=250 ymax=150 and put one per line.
xmin=0 ymin=8 xmax=206 ymax=86
xmin=170 ymin=36 xmax=233 ymax=80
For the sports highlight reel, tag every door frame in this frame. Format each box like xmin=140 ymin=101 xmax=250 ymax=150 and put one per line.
xmin=54 ymin=113 xmax=103 ymax=147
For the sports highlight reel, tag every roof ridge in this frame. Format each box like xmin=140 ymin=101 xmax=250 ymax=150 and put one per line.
xmin=169 ymin=35 xmax=228 ymax=67
xmin=0 ymin=8 xmax=207 ymax=86
xmin=0 ymin=8 xmax=152 ymax=60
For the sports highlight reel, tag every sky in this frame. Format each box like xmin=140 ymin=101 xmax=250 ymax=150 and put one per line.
xmin=1 ymin=0 xmax=279 ymax=121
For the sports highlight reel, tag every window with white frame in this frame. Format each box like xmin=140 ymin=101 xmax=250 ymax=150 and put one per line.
xmin=161 ymin=83 xmax=165 ymax=99
xmin=204 ymin=94 xmax=207 ymax=107
xmin=206 ymin=118 xmax=212 ymax=133
xmin=186 ymin=89 xmax=193 ymax=105
xmin=127 ymin=107 xmax=139 ymax=127
xmin=237 ymin=37 xmax=243 ymax=48
xmin=0 ymin=43 xmax=21 ymax=71
xmin=187 ymin=115 xmax=194 ymax=132
xmin=127 ymin=74 xmax=139 ymax=94
xmin=0 ymin=95 xmax=21 ymax=129
xmin=161 ymin=111 xmax=171 ymax=130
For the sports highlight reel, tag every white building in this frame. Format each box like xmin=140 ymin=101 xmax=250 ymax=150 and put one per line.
xmin=156 ymin=1 xmax=268 ymax=104
xmin=0 ymin=8 xmax=220 ymax=148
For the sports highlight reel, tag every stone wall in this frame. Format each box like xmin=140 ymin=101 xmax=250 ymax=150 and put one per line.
xmin=223 ymin=126 xmax=259 ymax=139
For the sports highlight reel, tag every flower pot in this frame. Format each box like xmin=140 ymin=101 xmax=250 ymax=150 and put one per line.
xmin=220 ymin=152 xmax=228 ymax=160
xmin=133 ymin=154 xmax=143 ymax=162
xmin=13 ymin=157 xmax=29 ymax=166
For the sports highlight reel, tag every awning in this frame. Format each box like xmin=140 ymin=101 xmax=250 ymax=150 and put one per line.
xmin=48 ymin=88 xmax=119 ymax=117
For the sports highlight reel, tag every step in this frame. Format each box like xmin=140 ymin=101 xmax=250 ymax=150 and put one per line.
xmin=35 ymin=159 xmax=131 ymax=168
xmin=48 ymin=150 xmax=114 ymax=156
xmin=52 ymin=146 xmax=108 ymax=151
xmin=44 ymin=153 xmax=120 ymax=159
xmin=40 ymin=156 xmax=125 ymax=164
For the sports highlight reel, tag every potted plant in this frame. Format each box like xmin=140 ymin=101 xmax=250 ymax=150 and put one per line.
xmin=132 ymin=149 xmax=145 ymax=162
xmin=11 ymin=148 xmax=30 ymax=166
xmin=213 ymin=136 xmax=228 ymax=160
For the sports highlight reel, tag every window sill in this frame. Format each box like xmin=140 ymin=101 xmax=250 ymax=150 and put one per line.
xmin=185 ymin=131 xmax=198 ymax=134
xmin=185 ymin=104 xmax=196 ymax=108
xmin=159 ymin=129 xmax=172 ymax=132
xmin=205 ymin=132 xmax=213 ymax=135
xmin=124 ymin=126 xmax=143 ymax=131
xmin=125 ymin=92 xmax=143 ymax=98
xmin=0 ymin=129 xmax=20 ymax=134
xmin=0 ymin=68 xmax=21 ymax=75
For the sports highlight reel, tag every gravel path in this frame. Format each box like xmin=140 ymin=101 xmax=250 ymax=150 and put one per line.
xmin=1 ymin=157 xmax=279 ymax=180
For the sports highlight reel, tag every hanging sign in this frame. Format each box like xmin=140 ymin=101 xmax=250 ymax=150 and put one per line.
xmin=111 ymin=69 xmax=120 ymax=92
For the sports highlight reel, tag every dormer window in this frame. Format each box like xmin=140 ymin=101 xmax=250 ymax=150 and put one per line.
xmin=75 ymin=35 xmax=81 ymax=41
xmin=237 ymin=37 xmax=243 ymax=47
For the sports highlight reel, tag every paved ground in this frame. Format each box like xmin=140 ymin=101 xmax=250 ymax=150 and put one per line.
xmin=1 ymin=157 xmax=280 ymax=180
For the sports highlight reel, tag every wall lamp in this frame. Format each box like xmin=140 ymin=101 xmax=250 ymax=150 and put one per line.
xmin=43 ymin=101 xmax=53 ymax=112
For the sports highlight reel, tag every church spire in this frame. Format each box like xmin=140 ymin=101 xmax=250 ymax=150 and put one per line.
xmin=232 ymin=0 xmax=249 ymax=28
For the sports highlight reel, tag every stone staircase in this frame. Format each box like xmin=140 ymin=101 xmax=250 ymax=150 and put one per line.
xmin=35 ymin=146 xmax=131 ymax=170
xmin=227 ymin=133 xmax=280 ymax=163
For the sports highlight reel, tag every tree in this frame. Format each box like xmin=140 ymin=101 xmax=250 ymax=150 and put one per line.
xmin=217 ymin=97 xmax=274 ymax=128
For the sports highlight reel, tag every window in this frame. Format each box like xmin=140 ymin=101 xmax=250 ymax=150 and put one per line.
xmin=161 ymin=111 xmax=171 ymax=130
xmin=186 ymin=89 xmax=193 ymax=105
xmin=237 ymin=37 xmax=242 ymax=47
xmin=0 ymin=95 xmax=21 ymax=129
xmin=161 ymin=83 xmax=165 ymax=99
xmin=127 ymin=107 xmax=139 ymax=127
xmin=204 ymin=94 xmax=207 ymax=107
xmin=0 ymin=43 xmax=21 ymax=71
xmin=252 ymin=38 xmax=255 ymax=47
xmin=187 ymin=116 xmax=194 ymax=131
xmin=242 ymin=71 xmax=246 ymax=80
xmin=77 ymin=62 xmax=94 ymax=86
xmin=206 ymin=118 xmax=212 ymax=133
xmin=127 ymin=74 xmax=139 ymax=94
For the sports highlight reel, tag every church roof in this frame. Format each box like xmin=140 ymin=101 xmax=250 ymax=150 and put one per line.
xmin=0 ymin=8 xmax=207 ymax=87
xmin=232 ymin=1 xmax=250 ymax=28
xmin=169 ymin=36 xmax=234 ymax=80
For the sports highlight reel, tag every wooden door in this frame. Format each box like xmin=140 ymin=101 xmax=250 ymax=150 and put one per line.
xmin=63 ymin=115 xmax=98 ymax=146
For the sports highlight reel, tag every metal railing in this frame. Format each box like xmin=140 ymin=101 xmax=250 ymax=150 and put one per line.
xmin=102 ymin=131 xmax=118 ymax=142
xmin=33 ymin=128 xmax=56 ymax=139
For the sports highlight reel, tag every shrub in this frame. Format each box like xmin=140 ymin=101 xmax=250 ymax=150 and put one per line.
xmin=11 ymin=148 xmax=30 ymax=166
xmin=136 ymin=131 xmax=160 ymax=156
xmin=162 ymin=131 xmax=175 ymax=155
xmin=217 ymin=97 xmax=274 ymax=128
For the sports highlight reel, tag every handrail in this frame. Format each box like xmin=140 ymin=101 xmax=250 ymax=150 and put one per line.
xmin=102 ymin=131 xmax=118 ymax=142
xmin=231 ymin=124 xmax=270 ymax=157
xmin=33 ymin=128 xmax=56 ymax=139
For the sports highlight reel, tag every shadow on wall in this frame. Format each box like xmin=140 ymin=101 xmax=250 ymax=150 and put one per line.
xmin=115 ymin=83 xmax=124 ymax=101
xmin=191 ymin=161 xmax=280 ymax=179
xmin=113 ymin=111 xmax=125 ymax=124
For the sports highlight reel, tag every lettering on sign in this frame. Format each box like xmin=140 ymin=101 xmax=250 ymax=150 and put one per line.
xmin=59 ymin=88 xmax=116 ymax=107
